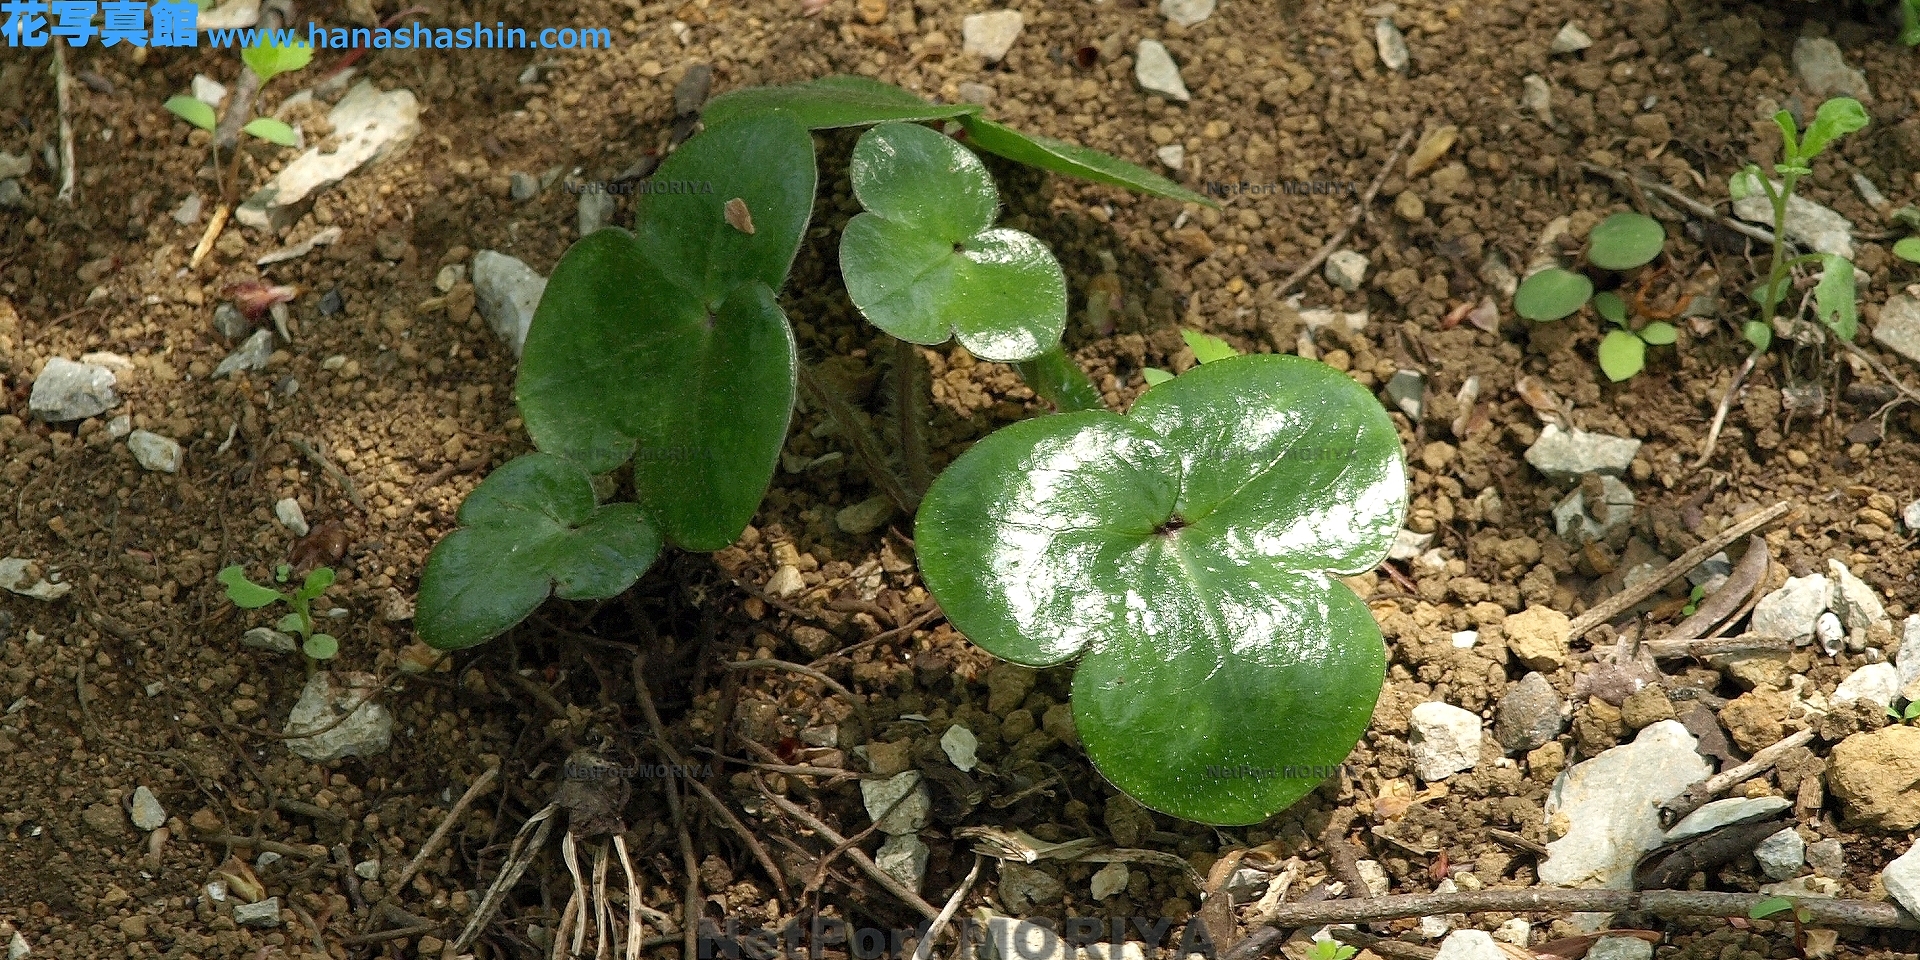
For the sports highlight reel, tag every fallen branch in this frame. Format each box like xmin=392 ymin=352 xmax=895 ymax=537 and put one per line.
xmin=910 ymin=854 xmax=983 ymax=960
xmin=51 ymin=41 xmax=77 ymax=203
xmin=1642 ymin=633 xmax=1790 ymax=659
xmin=1694 ymin=350 xmax=1761 ymax=469
xmin=1568 ymin=501 xmax=1792 ymax=641
xmin=1660 ymin=728 xmax=1816 ymax=825
xmin=1658 ymin=535 xmax=1769 ymax=646
xmin=758 ymin=782 xmax=942 ymax=920
xmin=1249 ymin=888 xmax=1919 ymax=932
xmin=1274 ymin=127 xmax=1417 ymax=300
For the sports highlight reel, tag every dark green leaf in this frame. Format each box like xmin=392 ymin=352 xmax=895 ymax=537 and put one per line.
xmin=700 ymin=75 xmax=980 ymax=130
xmin=916 ymin=355 xmax=1405 ymax=824
xmin=956 ymin=114 xmax=1217 ymax=208
xmin=1513 ymin=268 xmax=1592 ymax=322
xmin=164 ymin=95 xmax=217 ymax=131
xmin=218 ymin=565 xmax=285 ymax=609
xmin=1597 ymin=329 xmax=1645 ymax=381
xmin=416 ymin=454 xmax=662 ymax=650
xmin=1587 ymin=212 xmax=1665 ymax=271
xmin=1812 ymin=254 xmax=1858 ymax=340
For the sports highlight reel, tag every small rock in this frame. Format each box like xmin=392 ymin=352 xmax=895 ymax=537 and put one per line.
xmin=987 ymin=663 xmax=1037 ymax=716
xmin=860 ymin=771 xmax=931 ymax=834
xmin=1853 ymin=172 xmax=1889 ymax=211
xmin=1451 ymin=630 xmax=1478 ymax=648
xmin=82 ymin=802 xmax=128 ymax=837
xmin=107 ymin=415 xmax=131 ymax=439
xmin=284 ymin=671 xmax=394 ymax=761
xmin=997 ymin=862 xmax=1064 ymax=912
xmin=1552 ymin=475 xmax=1635 ymax=545
xmin=509 ymin=172 xmax=539 ymax=202
xmin=875 ymin=834 xmax=929 ymax=893
xmin=1386 ymin=370 xmax=1425 ymax=421
xmin=1815 ymin=611 xmax=1845 ymax=656
xmin=1754 ymin=828 xmax=1806 ymax=881
xmin=1495 ymin=672 xmax=1566 ymax=752
xmin=835 ymin=496 xmax=895 ymax=535
xmin=1433 ymin=930 xmax=1503 ymax=960
xmin=1905 ymin=499 xmax=1920 ymax=533
xmin=354 ymin=859 xmax=381 ymax=881
xmin=435 ymin=264 xmax=466 ymax=294
xmin=940 ymin=725 xmax=979 ymax=772
xmin=1688 ymin=552 xmax=1732 ymax=590
xmin=1882 ymin=842 xmax=1920 ymax=918
xmin=243 ymin=627 xmax=299 ymax=654
xmin=1525 ymin=424 xmax=1640 ymax=481
xmin=1663 ymin=796 xmax=1791 ymax=842
xmin=130 ymin=787 xmax=167 ymax=831
xmin=1409 ymin=701 xmax=1482 ymax=781
xmin=215 ymin=329 xmax=276 ymax=378
xmin=1521 ymin=74 xmax=1554 ymax=124
xmin=961 ymin=10 xmax=1024 ymax=62
xmin=1325 ymin=250 xmax=1369 ymax=292
xmin=578 ymin=188 xmax=616 ymax=236
xmin=1759 ymin=875 xmax=1841 ymax=899
xmin=1792 ymin=37 xmax=1871 ymax=103
xmin=236 ymin=82 xmax=419 ymax=232
xmin=1505 ymin=607 xmax=1571 ymax=671
xmin=1091 ymin=862 xmax=1129 ymax=900
xmin=1549 ymin=22 xmax=1592 ymax=54
xmin=956 ymin=81 xmax=996 ymax=105
xmin=1808 ymin=838 xmax=1846 ymax=876
xmin=766 ymin=565 xmax=804 ymax=598
xmin=233 ymin=898 xmax=282 ymax=928
xmin=1155 ymin=144 xmax=1186 ymax=171
xmin=1619 ymin=685 xmax=1675 ymax=731
xmin=1159 ymin=0 xmax=1214 ymax=28
xmin=29 ymin=357 xmax=119 ymax=421
xmin=172 ymin=192 xmax=204 ymax=225
xmin=1732 ymin=171 xmax=1854 ymax=259
xmin=275 ymin=498 xmax=309 ymax=537
xmin=1877 ymin=294 xmax=1920 ymax=367
xmin=1828 ymin=560 xmax=1889 ymax=632
xmin=1540 ymin=721 xmax=1712 ymax=888
xmin=1389 ymin=529 xmax=1433 ymax=561
xmin=127 ymin=430 xmax=183 ymax=473
xmin=1833 ymin=662 xmax=1900 ymax=708
xmin=1493 ymin=919 xmax=1531 ymax=945
xmin=191 ymin=74 xmax=228 ymax=107
xmin=0 ymin=558 xmax=70 ymax=601
xmin=1585 ymin=937 xmax=1652 ymax=960
xmin=0 ymin=179 xmax=23 ymax=209
xmin=1828 ymin=725 xmax=1920 ymax=830
xmin=1899 ymin=617 xmax=1920 ymax=700
xmin=1751 ymin=574 xmax=1832 ymax=645
xmin=0 ymin=150 xmax=29 ymax=180
xmin=472 ymin=250 xmax=548 ymax=359
xmin=1134 ymin=40 xmax=1190 ymax=101
xmin=212 ymin=302 xmax=251 ymax=338
xmin=1375 ymin=18 xmax=1410 ymax=71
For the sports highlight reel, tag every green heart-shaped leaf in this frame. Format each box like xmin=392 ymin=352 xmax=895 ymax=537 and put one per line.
xmin=1587 ymin=212 xmax=1665 ymax=271
xmin=1894 ymin=237 xmax=1920 ymax=263
xmin=417 ymin=454 xmax=662 ymax=650
xmin=956 ymin=114 xmax=1216 ymax=208
xmin=1597 ymin=329 xmax=1646 ymax=381
xmin=702 ymin=75 xmax=981 ymax=130
xmin=517 ymin=113 xmax=812 ymax=548
xmin=915 ymin=354 xmax=1406 ymax=824
xmin=840 ymin=122 xmax=1066 ymax=362
xmin=1514 ymin=267 xmax=1592 ymax=322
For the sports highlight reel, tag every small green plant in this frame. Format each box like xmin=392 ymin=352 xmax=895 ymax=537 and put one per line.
xmin=1307 ymin=939 xmax=1359 ymax=960
xmin=1749 ymin=895 xmax=1813 ymax=952
xmin=219 ymin=563 xmax=340 ymax=661
xmin=1513 ymin=212 xmax=1674 ymax=381
xmin=1886 ymin=700 xmax=1920 ymax=723
xmin=164 ymin=37 xmax=313 ymax=199
xmin=1727 ymin=97 xmax=1869 ymax=354
xmin=1890 ymin=206 xmax=1920 ymax=266
xmin=1681 ymin=583 xmax=1707 ymax=617
xmin=1142 ymin=329 xmax=1240 ymax=386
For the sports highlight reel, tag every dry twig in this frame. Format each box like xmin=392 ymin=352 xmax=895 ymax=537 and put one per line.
xmin=1248 ymin=888 xmax=1919 ymax=932
xmin=51 ymin=41 xmax=77 ymax=203
xmin=758 ymin=782 xmax=942 ymax=920
xmin=1568 ymin=501 xmax=1792 ymax=641
xmin=1274 ymin=127 xmax=1418 ymax=300
xmin=1660 ymin=728 xmax=1816 ymax=825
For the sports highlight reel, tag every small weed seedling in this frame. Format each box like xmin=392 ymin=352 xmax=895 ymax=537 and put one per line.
xmin=1887 ymin=700 xmax=1920 ymax=723
xmin=1890 ymin=206 xmax=1920 ymax=266
xmin=1514 ymin=212 xmax=1676 ymax=381
xmin=1142 ymin=329 xmax=1241 ymax=386
xmin=1682 ymin=583 xmax=1707 ymax=617
xmin=1749 ymin=895 xmax=1813 ymax=952
xmin=164 ymin=37 xmax=312 ymax=201
xmin=1307 ymin=940 xmax=1359 ymax=960
xmin=218 ymin=563 xmax=340 ymax=662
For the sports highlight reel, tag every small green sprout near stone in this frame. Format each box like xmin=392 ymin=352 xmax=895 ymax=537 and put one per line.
xmin=165 ymin=37 xmax=313 ymax=147
xmin=218 ymin=564 xmax=339 ymax=661
xmin=1889 ymin=207 xmax=1920 ymax=266
xmin=1514 ymin=212 xmax=1673 ymax=381
xmin=1308 ymin=940 xmax=1358 ymax=960
xmin=1886 ymin=700 xmax=1920 ymax=723
xmin=1143 ymin=329 xmax=1240 ymax=386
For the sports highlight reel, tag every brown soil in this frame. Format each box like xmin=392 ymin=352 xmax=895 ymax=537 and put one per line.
xmin=3 ymin=0 xmax=1920 ymax=958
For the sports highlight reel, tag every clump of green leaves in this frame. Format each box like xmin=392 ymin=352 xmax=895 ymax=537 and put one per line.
xmin=218 ymin=563 xmax=340 ymax=661
xmin=1514 ymin=212 xmax=1674 ymax=381
xmin=1142 ymin=329 xmax=1240 ymax=385
xmin=1727 ymin=97 xmax=1869 ymax=354
xmin=1307 ymin=940 xmax=1359 ymax=960
xmin=164 ymin=37 xmax=313 ymax=201
xmin=1887 ymin=700 xmax=1920 ymax=723
xmin=1889 ymin=206 xmax=1920 ymax=266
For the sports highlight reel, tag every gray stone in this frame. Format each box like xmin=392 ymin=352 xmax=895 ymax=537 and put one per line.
xmin=1524 ymin=424 xmax=1640 ymax=481
xmin=1550 ymin=22 xmax=1592 ymax=54
xmin=0 ymin=180 xmax=23 ymax=209
xmin=127 ymin=430 xmax=182 ymax=473
xmin=1881 ymin=842 xmax=1920 ymax=918
xmin=1754 ymin=828 xmax=1805 ymax=881
xmin=1521 ymin=74 xmax=1553 ymax=124
xmin=1833 ymin=662 xmax=1900 ymax=708
xmin=1664 ymin=796 xmax=1791 ymax=842
xmin=1829 ymin=560 xmax=1889 ymax=632
xmin=243 ymin=627 xmax=300 ymax=654
xmin=130 ymin=786 xmax=167 ymax=831
xmin=956 ymin=81 xmax=995 ymax=105
xmin=107 ymin=415 xmax=131 ymax=439
xmin=860 ymin=771 xmax=931 ymax=835
xmin=1732 ymin=172 xmax=1854 ymax=259
xmin=1899 ymin=617 xmax=1920 ymax=700
xmin=233 ymin=898 xmax=282 ymax=928
xmin=1326 ymin=250 xmax=1370 ymax=292
xmin=354 ymin=859 xmax=381 ymax=880
xmin=1807 ymin=838 xmax=1846 ymax=876
xmin=1540 ymin=721 xmax=1712 ymax=888
xmin=215 ymin=329 xmax=275 ymax=378
xmin=213 ymin=302 xmax=250 ymax=338
xmin=1873 ymin=294 xmax=1920 ymax=367
xmin=1386 ymin=369 xmax=1425 ymax=421
xmin=1751 ymin=574 xmax=1832 ymax=645
xmin=1134 ymin=40 xmax=1189 ymax=101
xmin=961 ymin=11 xmax=1024 ymax=62
xmin=986 ymin=916 xmax=1071 ymax=960
xmin=191 ymin=74 xmax=228 ymax=107
xmin=472 ymin=250 xmax=548 ymax=358
xmin=1584 ymin=937 xmax=1651 ymax=960
xmin=236 ymin=82 xmax=420 ymax=232
xmin=578 ymin=187 xmax=616 ymax=236
xmin=275 ymin=498 xmax=309 ymax=537
xmin=835 ymin=496 xmax=895 ymax=536
xmin=997 ymin=862 xmax=1064 ymax=912
xmin=1156 ymin=144 xmax=1185 ymax=171
xmin=1091 ymin=862 xmax=1129 ymax=900
xmin=1375 ymin=19 xmax=1410 ymax=71
xmin=173 ymin=192 xmax=204 ymax=225
xmin=5 ymin=927 xmax=25 ymax=960
xmin=1433 ymin=930 xmax=1503 ymax=960
xmin=1905 ymin=499 xmax=1920 ymax=533
xmin=875 ymin=833 xmax=929 ymax=893
xmin=1792 ymin=37 xmax=1871 ymax=103
xmin=284 ymin=671 xmax=394 ymax=761
xmin=509 ymin=172 xmax=539 ymax=202
xmin=0 ymin=557 xmax=70 ymax=601
xmin=1495 ymin=672 xmax=1566 ymax=752
xmin=1409 ymin=701 xmax=1482 ymax=781
xmin=0 ymin=150 xmax=29 ymax=180
xmin=1159 ymin=0 xmax=1214 ymax=27
xmin=1552 ymin=475 xmax=1635 ymax=545
xmin=29 ymin=357 xmax=118 ymax=421
xmin=1854 ymin=172 xmax=1889 ymax=211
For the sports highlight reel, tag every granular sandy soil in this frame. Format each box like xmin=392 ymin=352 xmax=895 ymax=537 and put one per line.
xmin=3 ymin=0 xmax=1920 ymax=957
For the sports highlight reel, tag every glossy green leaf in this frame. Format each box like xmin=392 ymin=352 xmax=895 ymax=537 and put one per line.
xmin=1812 ymin=254 xmax=1858 ymax=341
xmin=1744 ymin=320 xmax=1773 ymax=352
xmin=916 ymin=355 xmax=1406 ymax=824
xmin=218 ymin=566 xmax=284 ymax=609
xmin=242 ymin=117 xmax=299 ymax=146
xmin=956 ymin=114 xmax=1217 ymax=208
xmin=1892 ymin=237 xmax=1920 ymax=264
xmin=839 ymin=122 xmax=1066 ymax=362
xmin=165 ymin=95 xmax=217 ymax=131
xmin=1513 ymin=268 xmax=1592 ymax=322
xmin=1799 ymin=97 xmax=1869 ymax=160
xmin=517 ymin=113 xmax=812 ymax=548
xmin=1587 ymin=212 xmax=1665 ymax=271
xmin=1141 ymin=367 xmax=1174 ymax=386
xmin=303 ymin=634 xmax=339 ymax=660
xmin=701 ymin=74 xmax=980 ymax=130
xmin=1181 ymin=329 xmax=1239 ymax=363
xmin=1013 ymin=343 xmax=1106 ymax=413
xmin=1639 ymin=321 xmax=1678 ymax=346
xmin=1592 ymin=291 xmax=1628 ymax=326
xmin=417 ymin=454 xmax=662 ymax=650
xmin=242 ymin=36 xmax=314 ymax=85
xmin=1597 ymin=329 xmax=1645 ymax=381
